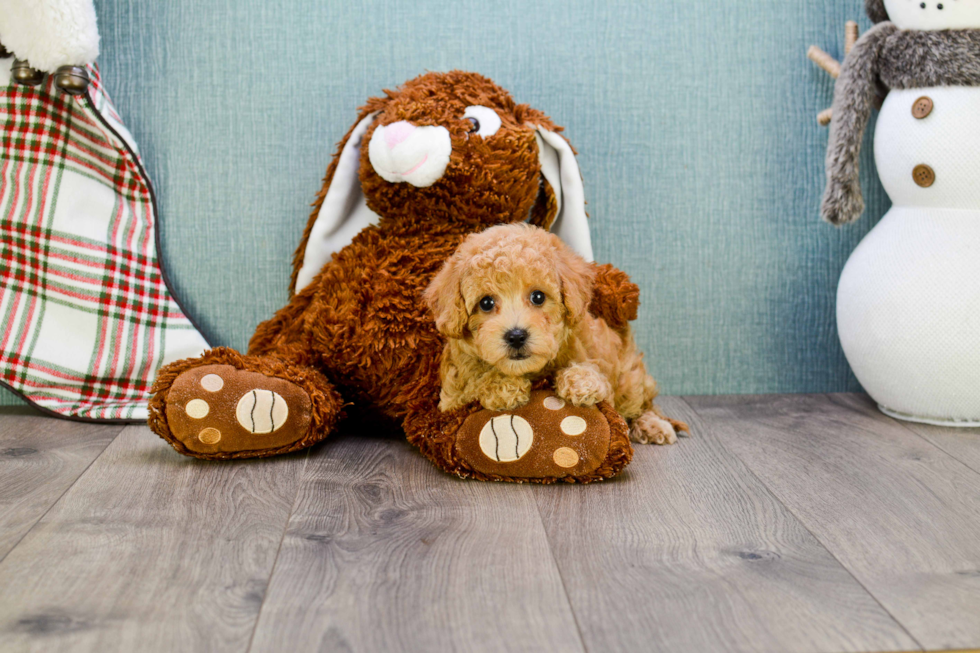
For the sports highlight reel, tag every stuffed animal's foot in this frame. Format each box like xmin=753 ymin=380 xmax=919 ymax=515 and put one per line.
xmin=148 ymin=348 xmax=344 ymax=459
xmin=451 ymin=389 xmax=633 ymax=483
xmin=629 ymin=410 xmax=690 ymax=445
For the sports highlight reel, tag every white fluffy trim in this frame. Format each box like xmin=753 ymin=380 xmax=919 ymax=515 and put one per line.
xmin=0 ymin=0 xmax=99 ymax=71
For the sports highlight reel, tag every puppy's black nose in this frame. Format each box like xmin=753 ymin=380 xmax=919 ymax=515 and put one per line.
xmin=504 ymin=328 xmax=529 ymax=349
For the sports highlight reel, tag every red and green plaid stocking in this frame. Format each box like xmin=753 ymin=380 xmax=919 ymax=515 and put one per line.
xmin=0 ymin=64 xmax=209 ymax=421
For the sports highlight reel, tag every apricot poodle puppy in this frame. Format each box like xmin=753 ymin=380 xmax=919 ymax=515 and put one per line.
xmin=424 ymin=223 xmax=688 ymax=445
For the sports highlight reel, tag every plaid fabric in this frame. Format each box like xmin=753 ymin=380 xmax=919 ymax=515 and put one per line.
xmin=0 ymin=64 xmax=209 ymax=421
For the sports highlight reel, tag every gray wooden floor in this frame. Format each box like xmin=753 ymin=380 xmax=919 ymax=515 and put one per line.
xmin=1 ymin=394 xmax=979 ymax=653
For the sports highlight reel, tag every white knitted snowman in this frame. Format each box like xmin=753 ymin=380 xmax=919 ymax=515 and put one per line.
xmin=825 ymin=0 xmax=980 ymax=425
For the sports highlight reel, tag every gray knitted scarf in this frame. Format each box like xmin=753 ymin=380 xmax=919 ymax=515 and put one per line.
xmin=821 ymin=23 xmax=980 ymax=224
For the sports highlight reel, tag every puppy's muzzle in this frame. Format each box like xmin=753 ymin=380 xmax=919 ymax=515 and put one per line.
xmin=504 ymin=328 xmax=529 ymax=358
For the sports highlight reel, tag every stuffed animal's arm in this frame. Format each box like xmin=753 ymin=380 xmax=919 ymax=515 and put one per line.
xmin=588 ymin=263 xmax=639 ymax=331
xmin=821 ymin=21 xmax=897 ymax=225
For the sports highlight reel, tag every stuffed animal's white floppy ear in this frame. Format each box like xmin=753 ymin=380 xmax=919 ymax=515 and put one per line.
xmin=533 ymin=127 xmax=594 ymax=263
xmin=294 ymin=113 xmax=381 ymax=292
xmin=0 ymin=0 xmax=99 ymax=72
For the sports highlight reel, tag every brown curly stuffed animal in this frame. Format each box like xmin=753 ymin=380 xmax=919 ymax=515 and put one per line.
xmin=149 ymin=71 xmax=639 ymax=483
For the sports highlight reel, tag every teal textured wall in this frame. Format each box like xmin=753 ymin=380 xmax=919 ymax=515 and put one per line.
xmin=0 ymin=0 xmax=890 ymax=406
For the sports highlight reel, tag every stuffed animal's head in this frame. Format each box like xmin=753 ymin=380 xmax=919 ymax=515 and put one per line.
xmin=424 ymin=223 xmax=595 ymax=378
xmin=360 ymin=72 xmax=551 ymax=227
xmin=292 ymin=71 xmax=594 ymax=293
xmin=869 ymin=0 xmax=980 ymax=29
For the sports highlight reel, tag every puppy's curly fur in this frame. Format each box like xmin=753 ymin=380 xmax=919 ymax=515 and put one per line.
xmin=425 ymin=224 xmax=688 ymax=445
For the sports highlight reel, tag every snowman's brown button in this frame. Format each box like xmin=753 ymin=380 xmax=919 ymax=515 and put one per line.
xmin=912 ymin=164 xmax=935 ymax=188
xmin=912 ymin=96 xmax=933 ymax=119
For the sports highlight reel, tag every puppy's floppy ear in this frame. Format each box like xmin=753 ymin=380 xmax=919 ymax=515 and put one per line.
xmin=424 ymin=258 xmax=470 ymax=339
xmin=291 ymin=99 xmax=388 ymax=294
xmin=555 ymin=240 xmax=597 ymax=325
xmin=528 ymin=125 xmax=594 ymax=264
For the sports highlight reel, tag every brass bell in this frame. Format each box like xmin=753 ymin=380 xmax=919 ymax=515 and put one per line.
xmin=54 ymin=65 xmax=90 ymax=96
xmin=11 ymin=59 xmax=45 ymax=86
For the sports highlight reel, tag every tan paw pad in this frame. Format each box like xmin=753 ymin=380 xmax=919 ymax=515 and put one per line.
xmin=200 ymin=374 xmax=224 ymax=392
xmin=185 ymin=399 xmax=210 ymax=419
xmin=553 ymin=447 xmax=580 ymax=468
xmin=560 ymin=415 xmax=587 ymax=436
xmin=543 ymin=396 xmax=565 ymax=411
xmin=236 ymin=390 xmax=289 ymax=434
xmin=479 ymin=415 xmax=533 ymax=462
xmin=198 ymin=428 xmax=221 ymax=444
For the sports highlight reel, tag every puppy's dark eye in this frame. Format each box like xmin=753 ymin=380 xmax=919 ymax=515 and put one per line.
xmin=529 ymin=290 xmax=546 ymax=306
xmin=466 ymin=117 xmax=480 ymax=133
xmin=479 ymin=296 xmax=495 ymax=312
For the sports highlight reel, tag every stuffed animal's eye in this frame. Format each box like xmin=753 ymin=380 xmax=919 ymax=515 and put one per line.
xmin=479 ymin=296 xmax=496 ymax=312
xmin=529 ymin=290 xmax=546 ymax=306
xmin=462 ymin=106 xmax=501 ymax=138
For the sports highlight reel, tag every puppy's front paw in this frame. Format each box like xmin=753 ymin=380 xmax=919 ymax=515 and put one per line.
xmin=480 ymin=376 xmax=532 ymax=412
xmin=554 ymin=364 xmax=612 ymax=408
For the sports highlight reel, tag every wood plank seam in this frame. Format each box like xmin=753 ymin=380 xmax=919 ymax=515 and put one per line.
xmin=246 ymin=436 xmax=587 ymax=651
xmin=244 ymin=449 xmax=311 ymax=653
xmin=886 ymin=418 xmax=980 ymax=479
xmin=532 ymin=493 xmax=589 ymax=653
xmin=0 ymin=425 xmax=316 ymax=650
xmin=533 ymin=395 xmax=920 ymax=652
xmin=677 ymin=395 xmax=926 ymax=652
xmin=0 ymin=425 xmax=123 ymax=568
xmin=829 ymin=394 xmax=980 ymax=483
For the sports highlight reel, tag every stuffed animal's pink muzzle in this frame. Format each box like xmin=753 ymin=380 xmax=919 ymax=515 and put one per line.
xmin=368 ymin=120 xmax=452 ymax=188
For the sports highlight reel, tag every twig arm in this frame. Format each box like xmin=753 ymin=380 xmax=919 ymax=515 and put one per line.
xmin=844 ymin=21 xmax=859 ymax=55
xmin=807 ymin=46 xmax=841 ymax=78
